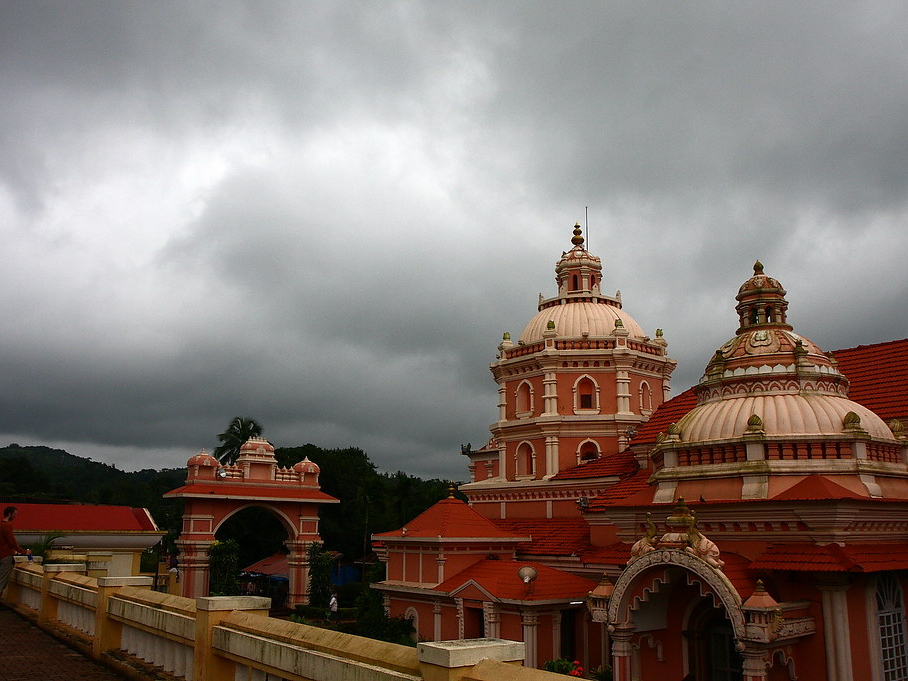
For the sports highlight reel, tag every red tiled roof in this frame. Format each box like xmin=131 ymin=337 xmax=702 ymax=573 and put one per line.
xmin=832 ymin=338 xmax=908 ymax=422
xmin=493 ymin=518 xmax=592 ymax=556
xmin=579 ymin=542 xmax=632 ymax=565
xmin=435 ymin=558 xmax=596 ymax=602
xmin=751 ymin=542 xmax=908 ymax=573
xmin=12 ymin=503 xmax=159 ymax=533
xmin=552 ymin=451 xmax=638 ymax=480
xmin=242 ymin=552 xmax=288 ymax=576
xmin=771 ymin=475 xmax=865 ymax=501
xmin=586 ymin=470 xmax=655 ymax=509
xmin=373 ymin=498 xmax=528 ymax=541
xmin=631 ymin=388 xmax=698 ymax=446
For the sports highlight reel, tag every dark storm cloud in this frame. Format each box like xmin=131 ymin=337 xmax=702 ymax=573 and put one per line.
xmin=1 ymin=3 xmax=906 ymax=479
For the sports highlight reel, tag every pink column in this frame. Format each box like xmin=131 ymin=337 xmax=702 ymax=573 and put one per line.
xmin=609 ymin=625 xmax=634 ymax=681
xmin=176 ymin=540 xmax=211 ymax=599
xmin=285 ymin=539 xmax=313 ymax=608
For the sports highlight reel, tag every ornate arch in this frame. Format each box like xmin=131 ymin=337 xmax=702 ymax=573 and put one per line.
xmin=607 ymin=548 xmax=745 ymax=639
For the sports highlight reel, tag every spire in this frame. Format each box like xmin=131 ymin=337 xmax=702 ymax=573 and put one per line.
xmin=735 ymin=261 xmax=792 ymax=333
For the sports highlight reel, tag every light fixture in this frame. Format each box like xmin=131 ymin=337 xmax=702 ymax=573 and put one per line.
xmin=518 ymin=566 xmax=538 ymax=584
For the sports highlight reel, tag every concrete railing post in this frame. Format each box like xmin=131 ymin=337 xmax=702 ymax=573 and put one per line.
xmin=418 ymin=638 xmax=525 ymax=681
xmin=39 ymin=563 xmax=85 ymax=625
xmin=92 ymin=576 xmax=153 ymax=658
xmin=194 ymin=596 xmax=271 ymax=681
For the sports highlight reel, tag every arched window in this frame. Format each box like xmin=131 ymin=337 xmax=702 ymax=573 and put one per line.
xmin=515 ymin=442 xmax=535 ymax=478
xmin=639 ymin=381 xmax=653 ymax=414
xmin=877 ymin=573 xmax=908 ymax=680
xmin=578 ymin=440 xmax=599 ymax=462
xmin=571 ymin=274 xmax=579 ymax=291
xmin=765 ymin=305 xmax=774 ymax=323
xmin=404 ymin=607 xmax=419 ymax=642
xmin=749 ymin=306 xmax=759 ymax=325
xmin=515 ymin=381 xmax=533 ymax=417
xmin=573 ymin=376 xmax=598 ymax=412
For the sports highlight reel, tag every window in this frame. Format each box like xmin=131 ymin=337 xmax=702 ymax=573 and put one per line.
xmin=515 ymin=381 xmax=533 ymax=416
xmin=574 ymin=376 xmax=597 ymax=412
xmin=516 ymin=443 xmax=535 ymax=478
xmin=878 ymin=574 xmax=908 ymax=680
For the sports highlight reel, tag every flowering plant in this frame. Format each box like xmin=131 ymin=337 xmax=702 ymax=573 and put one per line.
xmin=543 ymin=658 xmax=585 ymax=677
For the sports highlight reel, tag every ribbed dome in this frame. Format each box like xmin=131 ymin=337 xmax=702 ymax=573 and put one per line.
xmin=519 ymin=301 xmax=646 ymax=343
xmin=187 ymin=449 xmax=218 ymax=467
xmin=678 ymin=393 xmax=893 ymax=441
xmin=293 ymin=456 xmax=320 ymax=474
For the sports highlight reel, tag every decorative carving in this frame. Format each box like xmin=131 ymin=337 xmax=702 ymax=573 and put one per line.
xmin=687 ymin=510 xmax=725 ymax=569
xmin=628 ymin=513 xmax=659 ymax=563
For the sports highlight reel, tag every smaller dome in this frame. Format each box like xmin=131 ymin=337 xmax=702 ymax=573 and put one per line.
xmin=239 ymin=437 xmax=274 ymax=456
xmin=188 ymin=449 xmax=219 ymax=467
xmin=293 ymin=456 xmax=320 ymax=475
xmin=736 ymin=260 xmax=785 ymax=297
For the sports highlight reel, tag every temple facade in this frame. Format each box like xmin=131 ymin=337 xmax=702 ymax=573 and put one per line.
xmin=375 ymin=224 xmax=908 ymax=680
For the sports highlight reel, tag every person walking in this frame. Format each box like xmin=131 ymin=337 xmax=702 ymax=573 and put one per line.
xmin=0 ymin=506 xmax=28 ymax=603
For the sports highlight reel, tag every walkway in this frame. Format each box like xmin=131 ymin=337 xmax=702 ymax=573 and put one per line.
xmin=0 ymin=606 xmax=130 ymax=681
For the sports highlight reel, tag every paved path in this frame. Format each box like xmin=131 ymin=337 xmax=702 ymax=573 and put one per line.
xmin=0 ymin=607 xmax=130 ymax=681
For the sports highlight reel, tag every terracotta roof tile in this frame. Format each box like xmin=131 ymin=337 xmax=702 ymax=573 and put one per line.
xmin=552 ymin=451 xmax=639 ymax=480
xmin=493 ymin=518 xmax=592 ymax=556
xmin=579 ymin=542 xmax=632 ymax=565
xmin=13 ymin=503 xmax=159 ymax=533
xmin=831 ymin=338 xmax=908 ymax=422
xmin=373 ymin=498 xmax=528 ymax=540
xmin=631 ymin=388 xmax=698 ymax=446
xmin=586 ymin=470 xmax=654 ymax=509
xmin=435 ymin=558 xmax=596 ymax=601
xmin=751 ymin=542 xmax=908 ymax=573
xmin=771 ymin=475 xmax=865 ymax=501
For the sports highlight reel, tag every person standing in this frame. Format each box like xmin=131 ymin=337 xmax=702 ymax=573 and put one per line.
xmin=329 ymin=591 xmax=339 ymax=624
xmin=0 ymin=506 xmax=27 ymax=602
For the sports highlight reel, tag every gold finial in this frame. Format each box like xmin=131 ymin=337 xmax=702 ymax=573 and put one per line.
xmin=571 ymin=222 xmax=585 ymax=247
xmin=448 ymin=483 xmax=456 ymax=498
xmin=753 ymin=260 xmax=764 ymax=275
xmin=503 ymin=331 xmax=511 ymax=340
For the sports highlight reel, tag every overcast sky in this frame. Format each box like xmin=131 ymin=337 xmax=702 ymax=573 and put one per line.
xmin=2 ymin=3 xmax=906 ymax=481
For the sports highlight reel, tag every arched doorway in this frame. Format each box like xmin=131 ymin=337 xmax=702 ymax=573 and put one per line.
xmin=687 ymin=599 xmax=743 ymax=681
xmin=164 ymin=438 xmax=338 ymax=607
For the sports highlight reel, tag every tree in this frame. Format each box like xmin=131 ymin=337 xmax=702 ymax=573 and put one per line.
xmin=208 ymin=539 xmax=241 ymax=596
xmin=213 ymin=417 xmax=263 ymax=464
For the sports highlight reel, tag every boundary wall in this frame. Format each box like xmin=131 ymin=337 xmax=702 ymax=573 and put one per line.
xmin=3 ymin=559 xmax=561 ymax=681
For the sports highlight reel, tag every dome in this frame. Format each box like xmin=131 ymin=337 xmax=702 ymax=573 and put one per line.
xmin=519 ymin=301 xmax=647 ymax=343
xmin=677 ymin=393 xmax=894 ymax=441
xmin=292 ymin=456 xmax=320 ymax=475
xmin=188 ymin=449 xmax=219 ymax=467
xmin=238 ymin=437 xmax=274 ymax=457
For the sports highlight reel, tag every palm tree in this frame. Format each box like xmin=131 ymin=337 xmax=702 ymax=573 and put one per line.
xmin=214 ymin=416 xmax=263 ymax=464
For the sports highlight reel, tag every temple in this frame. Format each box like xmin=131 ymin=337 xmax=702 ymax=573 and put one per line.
xmin=374 ymin=223 xmax=908 ymax=681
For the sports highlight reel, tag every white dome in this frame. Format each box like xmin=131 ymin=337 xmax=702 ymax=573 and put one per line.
xmin=678 ymin=393 xmax=893 ymax=442
xmin=519 ymin=301 xmax=647 ymax=344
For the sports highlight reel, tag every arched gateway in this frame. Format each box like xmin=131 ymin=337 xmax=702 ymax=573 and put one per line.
xmin=590 ymin=500 xmax=816 ymax=681
xmin=164 ymin=438 xmax=338 ymax=607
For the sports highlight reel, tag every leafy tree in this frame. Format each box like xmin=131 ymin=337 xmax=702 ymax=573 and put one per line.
xmin=213 ymin=417 xmax=263 ymax=464
xmin=208 ymin=539 xmax=241 ymax=596
xmin=307 ymin=541 xmax=333 ymax=608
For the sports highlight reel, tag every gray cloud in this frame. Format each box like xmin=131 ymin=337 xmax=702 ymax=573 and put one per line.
xmin=1 ymin=3 xmax=906 ymax=481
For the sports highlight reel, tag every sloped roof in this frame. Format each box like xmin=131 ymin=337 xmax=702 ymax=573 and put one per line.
xmin=435 ymin=558 xmax=596 ymax=602
xmin=493 ymin=518 xmax=592 ymax=556
xmin=631 ymin=388 xmax=698 ymax=446
xmin=771 ymin=475 xmax=865 ymax=501
xmin=832 ymin=338 xmax=908 ymax=421
xmin=579 ymin=541 xmax=632 ymax=565
xmin=552 ymin=451 xmax=638 ymax=480
xmin=751 ymin=542 xmax=908 ymax=573
xmin=242 ymin=552 xmax=288 ymax=577
xmin=373 ymin=498 xmax=528 ymax=541
xmin=12 ymin=503 xmax=159 ymax=533
xmin=586 ymin=469 xmax=654 ymax=510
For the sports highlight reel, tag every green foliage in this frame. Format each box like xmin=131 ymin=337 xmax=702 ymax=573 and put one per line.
xmin=543 ymin=659 xmax=585 ymax=677
xmin=208 ymin=539 xmax=241 ymax=596
xmin=213 ymin=416 xmax=263 ymax=465
xmin=589 ymin=664 xmax=613 ymax=681
xmin=349 ymin=563 xmax=416 ymax=645
xmin=307 ymin=542 xmax=333 ymax=608
xmin=22 ymin=532 xmax=65 ymax=559
xmin=276 ymin=444 xmax=461 ymax=560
